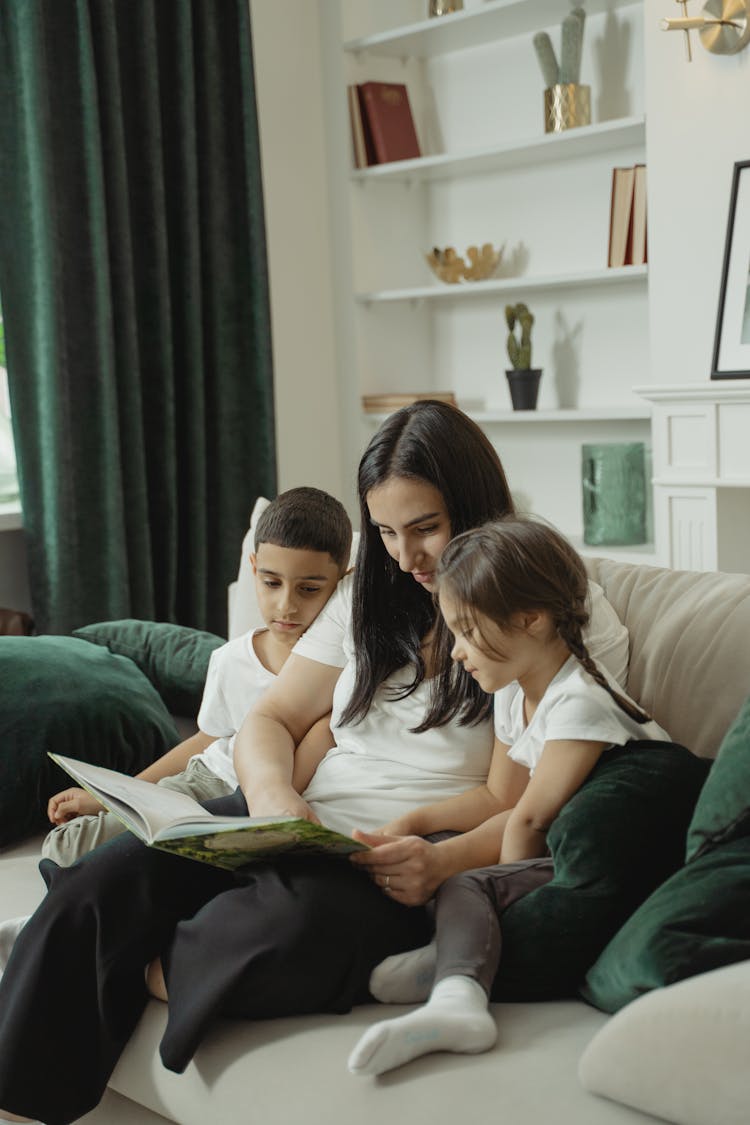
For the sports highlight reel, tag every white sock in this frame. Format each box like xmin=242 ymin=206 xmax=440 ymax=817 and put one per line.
xmin=369 ymin=940 xmax=437 ymax=1003
xmin=0 ymin=916 xmax=29 ymax=971
xmin=348 ymin=975 xmax=497 ymax=1077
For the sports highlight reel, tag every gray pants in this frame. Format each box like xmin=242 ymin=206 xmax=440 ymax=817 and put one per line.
xmin=433 ymin=858 xmax=555 ymax=995
xmin=41 ymin=757 xmax=235 ymax=866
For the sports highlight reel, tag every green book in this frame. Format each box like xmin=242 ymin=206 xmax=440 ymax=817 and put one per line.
xmin=48 ymin=753 xmax=369 ymax=871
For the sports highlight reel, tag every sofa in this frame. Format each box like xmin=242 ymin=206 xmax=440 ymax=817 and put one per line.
xmin=2 ymin=553 xmax=750 ymax=1125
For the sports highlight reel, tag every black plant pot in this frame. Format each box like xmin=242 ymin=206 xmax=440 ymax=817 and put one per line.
xmin=505 ymin=368 xmax=542 ymax=411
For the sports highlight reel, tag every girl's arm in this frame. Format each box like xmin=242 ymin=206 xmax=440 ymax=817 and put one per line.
xmin=351 ymin=740 xmax=530 ymax=903
xmin=136 ymin=730 xmax=217 ymax=783
xmin=234 ymin=653 xmax=342 ymax=820
xmin=499 ymin=738 xmax=608 ymax=862
xmin=379 ymin=737 xmax=528 ymax=836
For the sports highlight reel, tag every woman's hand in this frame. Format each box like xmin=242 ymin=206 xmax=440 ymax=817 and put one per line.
xmin=350 ymin=830 xmax=449 ymax=906
xmin=48 ymin=787 xmax=105 ymax=823
xmin=245 ymin=784 xmax=320 ymax=824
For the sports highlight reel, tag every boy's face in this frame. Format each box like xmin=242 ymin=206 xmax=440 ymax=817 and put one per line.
xmin=251 ymin=543 xmax=341 ymax=647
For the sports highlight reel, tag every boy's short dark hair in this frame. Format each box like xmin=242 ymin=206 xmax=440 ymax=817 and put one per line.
xmin=254 ymin=487 xmax=352 ymax=573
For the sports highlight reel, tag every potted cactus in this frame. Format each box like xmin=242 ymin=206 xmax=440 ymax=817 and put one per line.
xmin=505 ymin=303 xmax=542 ymax=410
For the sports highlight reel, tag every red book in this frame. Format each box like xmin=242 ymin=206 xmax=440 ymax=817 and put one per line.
xmin=355 ymin=86 xmax=378 ymax=167
xmin=358 ymin=82 xmax=421 ymax=165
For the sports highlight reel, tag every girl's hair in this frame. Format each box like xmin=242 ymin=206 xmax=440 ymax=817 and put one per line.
xmin=436 ymin=516 xmax=650 ymax=725
xmin=341 ymin=400 xmax=515 ymax=728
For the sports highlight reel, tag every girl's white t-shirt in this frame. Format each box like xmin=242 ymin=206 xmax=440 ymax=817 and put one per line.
xmin=196 ymin=629 xmax=275 ymax=787
xmin=293 ymin=573 xmax=631 ymax=835
xmin=495 ymin=655 xmax=670 ymax=774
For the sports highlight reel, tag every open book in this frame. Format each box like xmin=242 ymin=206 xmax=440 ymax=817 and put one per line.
xmin=49 ymin=753 xmax=369 ymax=870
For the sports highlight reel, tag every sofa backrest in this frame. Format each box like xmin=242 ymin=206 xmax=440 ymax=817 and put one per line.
xmin=585 ymin=558 xmax=750 ymax=761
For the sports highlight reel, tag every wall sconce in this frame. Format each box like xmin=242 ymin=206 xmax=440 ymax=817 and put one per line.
xmin=661 ymin=0 xmax=750 ymax=60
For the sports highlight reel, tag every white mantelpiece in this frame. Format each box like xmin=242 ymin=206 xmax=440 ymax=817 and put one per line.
xmin=635 ymin=382 xmax=750 ymax=573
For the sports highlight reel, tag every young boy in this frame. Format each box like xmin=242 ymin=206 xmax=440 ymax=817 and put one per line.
xmin=0 ymin=486 xmax=352 ymax=969
xmin=43 ymin=485 xmax=353 ymax=865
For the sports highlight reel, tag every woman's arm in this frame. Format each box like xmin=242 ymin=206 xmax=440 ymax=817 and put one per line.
xmin=291 ymin=713 xmax=335 ymax=793
xmin=499 ymin=738 xmax=608 ymax=862
xmin=233 ymin=653 xmax=342 ymax=820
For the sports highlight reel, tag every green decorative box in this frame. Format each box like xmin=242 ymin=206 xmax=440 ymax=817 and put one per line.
xmin=582 ymin=442 xmax=647 ymax=546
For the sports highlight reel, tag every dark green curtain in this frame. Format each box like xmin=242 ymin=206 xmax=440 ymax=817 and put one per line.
xmin=0 ymin=0 xmax=276 ymax=635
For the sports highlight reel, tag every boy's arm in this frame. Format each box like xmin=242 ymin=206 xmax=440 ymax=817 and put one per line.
xmin=291 ymin=713 xmax=334 ymax=793
xmin=48 ymin=730 xmax=218 ymax=823
xmin=499 ymin=738 xmax=607 ymax=862
xmin=135 ymin=730 xmax=217 ymax=783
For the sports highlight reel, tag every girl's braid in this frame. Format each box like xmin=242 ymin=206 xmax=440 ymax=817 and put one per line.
xmin=557 ymin=609 xmax=651 ymax=725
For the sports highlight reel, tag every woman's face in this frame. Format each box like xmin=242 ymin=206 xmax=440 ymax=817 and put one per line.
xmin=366 ymin=477 xmax=452 ymax=593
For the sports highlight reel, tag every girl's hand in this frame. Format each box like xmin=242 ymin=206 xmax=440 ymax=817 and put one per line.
xmin=374 ymin=814 xmax=420 ymax=837
xmin=350 ymin=830 xmax=449 ymax=906
xmin=245 ymin=784 xmax=320 ymax=824
xmin=48 ymin=787 xmax=105 ymax=823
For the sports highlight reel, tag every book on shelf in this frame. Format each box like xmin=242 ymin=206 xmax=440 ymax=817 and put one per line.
xmin=48 ymin=753 xmax=369 ymax=871
xmin=362 ymin=392 xmax=457 ymax=414
xmin=607 ymin=165 xmax=636 ymax=269
xmin=358 ymin=81 xmax=421 ymax=164
xmin=627 ymin=163 xmax=647 ymax=267
xmin=347 ymin=84 xmax=373 ymax=169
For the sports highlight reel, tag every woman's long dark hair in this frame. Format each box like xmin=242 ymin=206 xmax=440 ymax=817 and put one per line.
xmin=340 ymin=400 xmax=515 ymax=729
xmin=437 ymin=517 xmax=650 ymax=725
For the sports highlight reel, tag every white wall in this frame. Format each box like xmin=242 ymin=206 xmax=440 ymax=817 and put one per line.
xmin=644 ymin=0 xmax=750 ymax=383
xmin=249 ymin=0 xmax=346 ymax=503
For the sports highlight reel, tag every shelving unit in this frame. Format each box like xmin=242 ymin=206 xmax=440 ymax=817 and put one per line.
xmin=336 ymin=0 xmax=652 ymax=551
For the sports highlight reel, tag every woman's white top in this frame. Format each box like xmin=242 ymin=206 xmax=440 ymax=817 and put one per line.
xmin=293 ymin=574 xmax=630 ymax=835
xmin=495 ymin=655 xmax=669 ymax=775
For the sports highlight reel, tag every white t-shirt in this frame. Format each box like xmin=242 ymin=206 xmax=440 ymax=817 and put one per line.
xmin=296 ymin=575 xmax=494 ymax=835
xmin=196 ymin=629 xmax=275 ymax=787
xmin=293 ymin=573 xmax=630 ymax=835
xmin=495 ymin=655 xmax=669 ymax=775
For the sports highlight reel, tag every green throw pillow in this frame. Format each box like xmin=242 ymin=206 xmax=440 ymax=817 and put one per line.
xmin=0 ymin=635 xmax=180 ymax=847
xmin=491 ymin=741 xmax=710 ymax=1001
xmin=72 ymin=619 xmax=225 ymax=716
xmin=685 ymin=693 xmax=750 ymax=863
xmin=581 ymin=836 xmax=750 ymax=1013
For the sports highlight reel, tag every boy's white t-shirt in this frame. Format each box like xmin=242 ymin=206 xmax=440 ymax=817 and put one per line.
xmin=196 ymin=629 xmax=275 ymax=787
xmin=293 ymin=573 xmax=631 ymax=836
xmin=495 ymin=655 xmax=670 ymax=775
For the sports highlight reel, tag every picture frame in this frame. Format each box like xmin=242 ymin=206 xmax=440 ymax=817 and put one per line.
xmin=711 ymin=159 xmax=750 ymax=380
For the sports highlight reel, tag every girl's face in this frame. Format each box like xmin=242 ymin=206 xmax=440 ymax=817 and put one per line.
xmin=439 ymin=588 xmax=537 ymax=694
xmin=366 ymin=477 xmax=452 ymax=593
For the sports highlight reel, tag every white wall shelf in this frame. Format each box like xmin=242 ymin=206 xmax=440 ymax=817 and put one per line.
xmin=344 ymin=0 xmax=641 ymax=58
xmin=357 ymin=266 xmax=647 ymax=306
xmin=351 ymin=117 xmax=646 ymax=185
xmin=364 ymin=406 xmax=650 ymax=424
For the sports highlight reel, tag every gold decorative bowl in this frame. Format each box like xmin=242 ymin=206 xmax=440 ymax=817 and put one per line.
xmin=425 ymin=243 xmax=503 ymax=284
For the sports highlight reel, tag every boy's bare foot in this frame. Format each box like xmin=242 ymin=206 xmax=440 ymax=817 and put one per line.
xmin=145 ymin=957 xmax=168 ymax=1001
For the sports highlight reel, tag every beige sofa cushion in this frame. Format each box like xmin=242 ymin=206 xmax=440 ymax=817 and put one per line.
xmin=585 ymin=559 xmax=750 ymax=760
xmin=579 ymin=958 xmax=750 ymax=1125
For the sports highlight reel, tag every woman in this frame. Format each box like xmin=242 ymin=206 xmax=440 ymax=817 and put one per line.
xmin=0 ymin=402 xmax=627 ymax=1125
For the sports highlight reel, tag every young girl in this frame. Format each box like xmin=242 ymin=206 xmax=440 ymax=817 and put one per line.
xmin=348 ymin=515 xmax=671 ymax=1077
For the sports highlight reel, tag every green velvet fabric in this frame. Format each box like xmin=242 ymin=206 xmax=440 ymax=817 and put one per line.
xmin=491 ymin=741 xmax=710 ymax=1001
xmin=0 ymin=0 xmax=276 ymax=636
xmin=686 ymin=693 xmax=750 ymax=863
xmin=581 ymin=836 xmax=750 ymax=1013
xmin=73 ymin=619 xmax=225 ymax=716
xmin=0 ymin=635 xmax=179 ymax=847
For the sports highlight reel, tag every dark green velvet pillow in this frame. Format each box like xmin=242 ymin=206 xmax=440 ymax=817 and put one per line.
xmin=0 ymin=635 xmax=180 ymax=847
xmin=491 ymin=741 xmax=710 ymax=1002
xmin=581 ymin=835 xmax=750 ymax=1013
xmin=72 ymin=619 xmax=225 ymax=716
xmin=685 ymin=693 xmax=750 ymax=863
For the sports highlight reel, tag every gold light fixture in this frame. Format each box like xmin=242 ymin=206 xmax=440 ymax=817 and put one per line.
xmin=661 ymin=0 xmax=750 ymax=60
